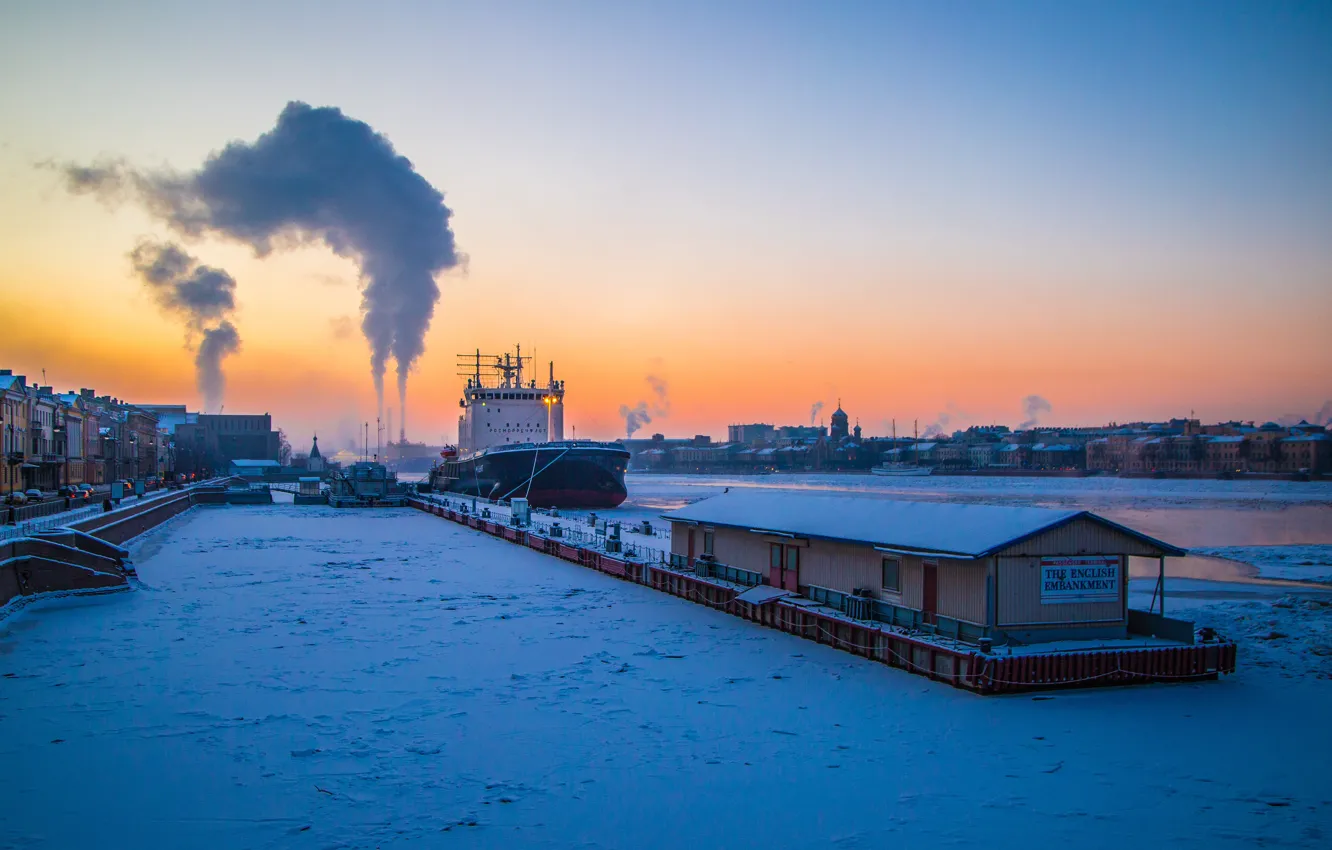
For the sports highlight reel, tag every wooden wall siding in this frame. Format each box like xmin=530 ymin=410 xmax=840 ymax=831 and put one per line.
xmin=936 ymin=560 xmax=987 ymax=625
xmin=670 ymin=524 xmax=688 ymax=557
xmin=801 ymin=540 xmax=898 ymax=601
xmin=710 ymin=527 xmax=768 ymax=571
xmin=997 ymin=555 xmax=1125 ymax=626
xmin=995 ymin=516 xmax=1166 ymax=558
xmin=900 ymin=556 xmax=923 ymax=609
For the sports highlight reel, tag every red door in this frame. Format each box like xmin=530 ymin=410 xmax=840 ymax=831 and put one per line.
xmin=769 ymin=544 xmax=783 ymax=587
xmin=922 ymin=562 xmax=938 ymax=624
xmin=687 ymin=529 xmax=696 ymax=566
xmin=782 ymin=545 xmax=800 ymax=591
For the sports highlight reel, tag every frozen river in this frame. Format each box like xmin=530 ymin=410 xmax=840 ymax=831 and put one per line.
xmin=2 ymin=503 xmax=1330 ymax=848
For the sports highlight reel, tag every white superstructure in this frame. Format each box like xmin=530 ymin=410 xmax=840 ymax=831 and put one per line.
xmin=456 ymin=347 xmax=565 ymax=455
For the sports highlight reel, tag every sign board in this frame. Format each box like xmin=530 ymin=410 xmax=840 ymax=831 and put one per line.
xmin=134 ymin=480 xmax=145 ymax=496
xmin=1040 ymin=556 xmax=1120 ymax=605
xmin=110 ymin=481 xmax=124 ymax=501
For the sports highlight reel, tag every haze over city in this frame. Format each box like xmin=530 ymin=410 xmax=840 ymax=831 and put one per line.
xmin=2 ymin=0 xmax=1329 ymax=446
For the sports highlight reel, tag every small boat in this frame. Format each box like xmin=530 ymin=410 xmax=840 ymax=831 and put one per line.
xmin=871 ymin=462 xmax=933 ymax=477
xmin=871 ymin=418 xmax=933 ymax=476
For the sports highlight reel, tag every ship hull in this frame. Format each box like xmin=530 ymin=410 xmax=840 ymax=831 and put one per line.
xmin=870 ymin=465 xmax=933 ymax=477
xmin=428 ymin=442 xmax=629 ymax=508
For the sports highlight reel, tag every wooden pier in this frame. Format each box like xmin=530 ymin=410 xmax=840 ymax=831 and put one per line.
xmin=410 ymin=497 xmax=1238 ymax=694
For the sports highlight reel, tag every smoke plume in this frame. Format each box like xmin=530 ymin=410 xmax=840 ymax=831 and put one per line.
xmin=1278 ymin=401 xmax=1332 ymax=428
xmin=646 ymin=375 xmax=671 ymax=416
xmin=129 ymin=240 xmax=237 ymax=332
xmin=57 ymin=101 xmax=460 ymax=421
xmin=329 ymin=315 xmax=354 ymax=339
xmin=921 ymin=413 xmax=950 ymax=440
xmin=620 ymin=402 xmax=651 ymax=438
xmin=619 ymin=376 xmax=671 ymax=438
xmin=922 ymin=402 xmax=971 ymax=439
xmin=128 ymin=240 xmax=241 ymax=411
xmin=1019 ymin=394 xmax=1052 ymax=430
xmin=196 ymin=322 xmax=241 ymax=411
xmin=809 ymin=401 xmax=824 ymax=425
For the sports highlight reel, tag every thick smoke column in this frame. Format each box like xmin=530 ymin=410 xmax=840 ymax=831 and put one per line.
xmin=809 ymin=401 xmax=824 ymax=425
xmin=620 ymin=402 xmax=651 ymax=438
xmin=1019 ymin=394 xmax=1052 ymax=430
xmin=59 ymin=101 xmax=460 ymax=421
xmin=128 ymin=240 xmax=241 ymax=411
xmin=196 ymin=322 xmax=241 ymax=411
xmin=129 ymin=240 xmax=237 ymax=330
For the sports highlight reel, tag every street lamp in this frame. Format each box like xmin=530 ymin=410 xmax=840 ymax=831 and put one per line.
xmin=53 ymin=421 xmax=66 ymax=487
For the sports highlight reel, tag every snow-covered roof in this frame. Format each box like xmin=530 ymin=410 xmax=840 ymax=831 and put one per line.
xmin=231 ymin=459 xmax=281 ymax=468
xmin=1208 ymin=436 xmax=1244 ymax=444
xmin=663 ymin=491 xmax=1184 ymax=558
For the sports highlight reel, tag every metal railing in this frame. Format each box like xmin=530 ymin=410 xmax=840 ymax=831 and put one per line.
xmin=416 ymin=492 xmax=670 ymax=564
xmin=0 ymin=504 xmax=104 ymax=542
xmin=801 ymin=583 xmax=998 ymax=645
xmin=693 ymin=559 xmax=764 ymax=587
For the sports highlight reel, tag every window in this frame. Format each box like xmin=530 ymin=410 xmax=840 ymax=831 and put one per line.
xmin=785 ymin=546 xmax=798 ymax=572
xmin=770 ymin=543 xmax=782 ymax=570
xmin=703 ymin=530 xmax=714 ymax=556
xmin=882 ymin=557 xmax=900 ymax=592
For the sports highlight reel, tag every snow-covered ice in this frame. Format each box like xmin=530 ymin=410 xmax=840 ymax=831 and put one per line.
xmin=2 ymin=502 xmax=1330 ymax=848
xmin=1190 ymin=545 xmax=1332 ymax=584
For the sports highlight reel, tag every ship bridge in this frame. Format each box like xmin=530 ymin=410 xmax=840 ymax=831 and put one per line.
xmin=457 ymin=346 xmax=565 ymax=454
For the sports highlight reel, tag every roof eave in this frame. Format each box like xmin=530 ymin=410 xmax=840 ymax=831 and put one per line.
xmin=663 ymin=513 xmax=981 ymax=559
xmin=978 ymin=510 xmax=1187 ymax=558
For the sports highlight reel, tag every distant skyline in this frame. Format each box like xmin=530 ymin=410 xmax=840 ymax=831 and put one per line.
xmin=2 ymin=1 xmax=1329 ymax=445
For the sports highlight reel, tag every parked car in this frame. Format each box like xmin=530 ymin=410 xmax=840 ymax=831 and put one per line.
xmin=3 ymin=491 xmax=26 ymax=505
xmin=24 ymin=488 xmax=45 ymax=502
xmin=57 ymin=485 xmax=82 ymax=499
xmin=78 ymin=483 xmax=96 ymax=496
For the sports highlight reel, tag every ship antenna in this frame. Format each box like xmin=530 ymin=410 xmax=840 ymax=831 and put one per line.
xmin=516 ymin=343 xmax=522 ymax=387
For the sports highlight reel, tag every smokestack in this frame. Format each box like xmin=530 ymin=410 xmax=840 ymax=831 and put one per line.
xmin=57 ymin=100 xmax=461 ymax=416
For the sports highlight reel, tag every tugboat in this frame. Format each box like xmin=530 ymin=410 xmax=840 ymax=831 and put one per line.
xmin=426 ymin=347 xmax=629 ymax=508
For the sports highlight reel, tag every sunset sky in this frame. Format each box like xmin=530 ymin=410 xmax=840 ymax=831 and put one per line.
xmin=2 ymin=1 xmax=1329 ymax=448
